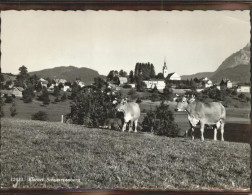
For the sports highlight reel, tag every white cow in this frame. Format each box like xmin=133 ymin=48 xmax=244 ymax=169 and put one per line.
xmin=115 ymin=99 xmax=140 ymax=132
xmin=175 ymin=96 xmax=226 ymax=141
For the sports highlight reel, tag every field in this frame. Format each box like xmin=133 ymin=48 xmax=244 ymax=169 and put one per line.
xmin=1 ymin=118 xmax=250 ymax=190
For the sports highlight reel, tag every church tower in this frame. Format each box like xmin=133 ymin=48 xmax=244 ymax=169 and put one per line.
xmin=163 ymin=57 xmax=168 ymax=78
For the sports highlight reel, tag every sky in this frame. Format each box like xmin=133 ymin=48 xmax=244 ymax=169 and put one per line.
xmin=1 ymin=10 xmax=250 ymax=76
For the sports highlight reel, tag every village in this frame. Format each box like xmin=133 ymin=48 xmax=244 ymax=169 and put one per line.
xmin=0 ymin=60 xmax=250 ymax=100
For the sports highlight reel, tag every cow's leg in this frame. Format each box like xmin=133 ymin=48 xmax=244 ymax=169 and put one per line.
xmin=191 ymin=127 xmax=194 ymax=140
xmin=200 ymin=121 xmax=205 ymax=141
xmin=213 ymin=127 xmax=217 ymax=141
xmin=134 ymin=119 xmax=138 ymax=133
xmin=129 ymin=120 xmax=133 ymax=132
xmin=220 ymin=123 xmax=225 ymax=141
xmin=122 ymin=122 xmax=127 ymax=132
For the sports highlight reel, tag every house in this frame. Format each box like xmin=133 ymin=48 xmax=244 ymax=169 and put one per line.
xmin=12 ymin=87 xmax=24 ymax=97
xmin=62 ymin=85 xmax=71 ymax=92
xmin=143 ymin=80 xmax=166 ymax=90
xmin=128 ymin=84 xmax=136 ymax=88
xmin=54 ymin=79 xmax=67 ymax=86
xmin=237 ymin=85 xmax=250 ymax=93
xmin=75 ymin=80 xmax=85 ymax=88
xmin=167 ymin=72 xmax=181 ymax=80
xmin=202 ymin=80 xmax=213 ymax=88
xmin=220 ymin=79 xmax=232 ymax=89
xmin=118 ymin=77 xmax=128 ymax=86
xmin=39 ymin=78 xmax=49 ymax=88
xmin=48 ymin=84 xmax=56 ymax=92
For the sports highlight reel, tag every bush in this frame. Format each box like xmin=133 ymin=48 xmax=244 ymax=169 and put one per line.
xmin=142 ymin=101 xmax=179 ymax=137
xmin=123 ymin=84 xmax=132 ymax=89
xmin=61 ymin=93 xmax=67 ymax=101
xmin=136 ymin=97 xmax=142 ymax=103
xmin=32 ymin=111 xmax=48 ymax=121
xmin=128 ymin=89 xmax=139 ymax=100
xmin=150 ymin=93 xmax=160 ymax=102
xmin=238 ymin=93 xmax=246 ymax=101
xmin=10 ymin=103 xmax=17 ymax=117
xmin=5 ymin=96 xmax=13 ymax=103
xmin=38 ymin=87 xmax=50 ymax=105
xmin=22 ymin=85 xmax=35 ymax=103
xmin=67 ymin=87 xmax=121 ymax=127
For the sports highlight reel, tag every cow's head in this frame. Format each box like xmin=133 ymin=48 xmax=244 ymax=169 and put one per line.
xmin=115 ymin=98 xmax=127 ymax=113
xmin=175 ymin=95 xmax=195 ymax=111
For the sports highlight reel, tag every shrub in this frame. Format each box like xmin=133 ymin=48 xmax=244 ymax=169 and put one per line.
xmin=10 ymin=103 xmax=17 ymax=117
xmin=142 ymin=101 xmax=179 ymax=137
xmin=38 ymin=87 xmax=50 ymax=105
xmin=238 ymin=93 xmax=246 ymax=101
xmin=136 ymin=97 xmax=142 ymax=103
xmin=150 ymin=93 xmax=160 ymax=102
xmin=61 ymin=93 xmax=67 ymax=101
xmin=22 ymin=85 xmax=35 ymax=103
xmin=5 ymin=96 xmax=13 ymax=103
xmin=128 ymin=89 xmax=139 ymax=100
xmin=68 ymin=87 xmax=121 ymax=127
xmin=123 ymin=84 xmax=132 ymax=89
xmin=32 ymin=111 xmax=48 ymax=121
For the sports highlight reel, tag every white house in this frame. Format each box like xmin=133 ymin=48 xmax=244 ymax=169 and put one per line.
xmin=75 ymin=80 xmax=85 ymax=88
xmin=118 ymin=77 xmax=128 ymax=86
xmin=143 ymin=80 xmax=166 ymax=89
xmin=237 ymin=85 xmax=250 ymax=93
xmin=54 ymin=79 xmax=67 ymax=86
xmin=12 ymin=87 xmax=24 ymax=97
xmin=63 ymin=85 xmax=70 ymax=92
xmin=39 ymin=78 xmax=49 ymax=88
xmin=220 ymin=79 xmax=233 ymax=89
xmin=167 ymin=72 xmax=181 ymax=80
xmin=202 ymin=79 xmax=213 ymax=88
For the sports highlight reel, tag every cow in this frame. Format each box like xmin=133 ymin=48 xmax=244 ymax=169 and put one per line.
xmin=175 ymin=95 xmax=226 ymax=141
xmin=115 ymin=99 xmax=140 ymax=132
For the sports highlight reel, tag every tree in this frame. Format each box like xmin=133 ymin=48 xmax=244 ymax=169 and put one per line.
xmin=238 ymin=93 xmax=246 ymax=101
xmin=129 ymin=70 xmax=134 ymax=83
xmin=94 ymin=77 xmax=106 ymax=90
xmin=0 ymin=74 xmax=4 ymax=89
xmin=39 ymin=87 xmax=50 ymax=105
xmin=0 ymin=95 xmax=4 ymax=118
xmin=150 ymin=64 xmax=156 ymax=78
xmin=32 ymin=111 xmax=48 ymax=121
xmin=162 ymin=84 xmax=173 ymax=101
xmin=22 ymin=85 xmax=35 ymax=103
xmin=4 ymin=80 xmax=13 ymax=89
xmin=142 ymin=101 xmax=179 ymax=137
xmin=119 ymin=69 xmax=127 ymax=77
xmin=10 ymin=103 xmax=17 ymax=117
xmin=61 ymin=93 xmax=67 ymax=101
xmin=58 ymin=83 xmax=64 ymax=90
xmin=53 ymin=86 xmax=60 ymax=97
xmin=15 ymin=65 xmax=29 ymax=88
xmin=5 ymin=96 xmax=13 ymax=103
xmin=156 ymin=73 xmax=164 ymax=79
xmin=71 ymin=82 xmax=81 ymax=100
xmin=68 ymin=87 xmax=121 ymax=127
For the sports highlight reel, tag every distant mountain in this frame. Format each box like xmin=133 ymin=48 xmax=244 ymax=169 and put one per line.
xmin=211 ymin=64 xmax=250 ymax=83
xmin=29 ymin=66 xmax=103 ymax=83
xmin=181 ymin=43 xmax=250 ymax=83
xmin=181 ymin=72 xmax=214 ymax=80
xmin=215 ymin=43 xmax=250 ymax=72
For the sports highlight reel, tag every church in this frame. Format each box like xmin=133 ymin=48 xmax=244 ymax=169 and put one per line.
xmin=162 ymin=59 xmax=181 ymax=80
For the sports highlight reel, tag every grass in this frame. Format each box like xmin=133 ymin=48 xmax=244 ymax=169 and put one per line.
xmin=2 ymin=97 xmax=71 ymax=122
xmin=1 ymin=118 xmax=250 ymax=190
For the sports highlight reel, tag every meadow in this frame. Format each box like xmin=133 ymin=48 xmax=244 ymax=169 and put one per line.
xmin=1 ymin=118 xmax=250 ymax=190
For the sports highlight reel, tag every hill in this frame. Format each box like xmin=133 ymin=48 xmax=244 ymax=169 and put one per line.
xmin=211 ymin=64 xmax=250 ymax=83
xmin=215 ymin=43 xmax=250 ymax=72
xmin=1 ymin=118 xmax=250 ymax=189
xmin=29 ymin=66 xmax=102 ymax=83
xmin=181 ymin=72 xmax=213 ymax=80
xmin=181 ymin=43 xmax=250 ymax=82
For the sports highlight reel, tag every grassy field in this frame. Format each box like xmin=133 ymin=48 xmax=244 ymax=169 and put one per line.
xmin=1 ymin=118 xmax=250 ymax=190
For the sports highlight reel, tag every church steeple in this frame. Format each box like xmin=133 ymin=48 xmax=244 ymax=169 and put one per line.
xmin=163 ymin=57 xmax=168 ymax=78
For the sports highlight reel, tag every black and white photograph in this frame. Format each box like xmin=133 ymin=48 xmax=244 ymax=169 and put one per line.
xmin=0 ymin=10 xmax=250 ymax=190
